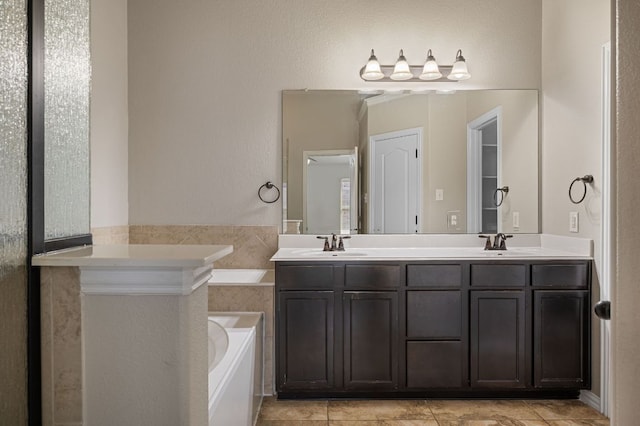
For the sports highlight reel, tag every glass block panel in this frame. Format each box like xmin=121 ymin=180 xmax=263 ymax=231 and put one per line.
xmin=44 ymin=0 xmax=91 ymax=239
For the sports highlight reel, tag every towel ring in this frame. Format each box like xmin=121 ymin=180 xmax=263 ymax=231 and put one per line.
xmin=493 ymin=186 xmax=509 ymax=207
xmin=258 ymin=181 xmax=280 ymax=204
xmin=569 ymin=175 xmax=593 ymax=204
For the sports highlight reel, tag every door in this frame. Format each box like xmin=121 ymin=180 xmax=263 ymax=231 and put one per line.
xmin=534 ymin=290 xmax=590 ymax=388
xmin=303 ymin=149 xmax=358 ymax=234
xmin=278 ymin=291 xmax=334 ymax=391
xmin=470 ymin=291 xmax=526 ymax=388
xmin=343 ymin=291 xmax=398 ymax=389
xmin=369 ymin=128 xmax=421 ymax=233
xmin=467 ymin=107 xmax=502 ymax=233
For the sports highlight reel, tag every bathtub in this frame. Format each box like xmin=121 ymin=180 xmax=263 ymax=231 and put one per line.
xmin=209 ymin=268 xmax=273 ymax=285
xmin=208 ymin=312 xmax=264 ymax=426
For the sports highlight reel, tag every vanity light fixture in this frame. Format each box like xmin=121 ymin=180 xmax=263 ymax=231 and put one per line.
xmin=448 ymin=49 xmax=471 ymax=80
xmin=390 ymin=50 xmax=413 ymax=80
xmin=361 ymin=49 xmax=385 ymax=80
xmin=360 ymin=49 xmax=471 ymax=82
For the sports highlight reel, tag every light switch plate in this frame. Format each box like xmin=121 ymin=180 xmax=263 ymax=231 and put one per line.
xmin=436 ymin=189 xmax=444 ymax=201
xmin=513 ymin=212 xmax=520 ymax=229
xmin=569 ymin=211 xmax=579 ymax=233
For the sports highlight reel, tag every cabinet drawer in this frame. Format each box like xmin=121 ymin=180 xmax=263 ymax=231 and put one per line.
xmin=470 ymin=264 xmax=526 ymax=287
xmin=277 ymin=265 xmax=334 ymax=289
xmin=407 ymin=264 xmax=462 ymax=287
xmin=407 ymin=291 xmax=461 ymax=338
xmin=532 ymin=264 xmax=589 ymax=288
xmin=407 ymin=341 xmax=463 ymax=388
xmin=345 ymin=264 xmax=400 ymax=288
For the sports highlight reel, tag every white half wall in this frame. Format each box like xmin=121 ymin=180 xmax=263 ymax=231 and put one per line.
xmin=127 ymin=0 xmax=542 ymax=226
xmin=90 ymin=0 xmax=129 ymax=228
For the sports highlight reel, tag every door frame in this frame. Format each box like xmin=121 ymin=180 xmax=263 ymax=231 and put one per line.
xmin=467 ymin=106 xmax=503 ymax=233
xmin=368 ymin=127 xmax=423 ymax=233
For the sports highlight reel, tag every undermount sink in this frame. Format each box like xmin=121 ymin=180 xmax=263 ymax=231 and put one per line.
xmin=292 ymin=249 xmax=368 ymax=257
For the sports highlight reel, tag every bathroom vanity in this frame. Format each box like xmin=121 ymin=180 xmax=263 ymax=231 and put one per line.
xmin=272 ymin=242 xmax=591 ymax=398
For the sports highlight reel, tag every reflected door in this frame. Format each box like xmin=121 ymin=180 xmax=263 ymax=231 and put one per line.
xmin=369 ymin=129 xmax=421 ymax=233
xmin=303 ymin=150 xmax=357 ymax=234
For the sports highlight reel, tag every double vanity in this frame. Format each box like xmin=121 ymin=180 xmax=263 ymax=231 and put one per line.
xmin=271 ymin=235 xmax=592 ymax=399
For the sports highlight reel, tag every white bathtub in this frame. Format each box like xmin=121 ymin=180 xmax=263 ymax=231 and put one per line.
xmin=208 ymin=269 xmax=273 ymax=285
xmin=208 ymin=313 xmax=264 ymax=426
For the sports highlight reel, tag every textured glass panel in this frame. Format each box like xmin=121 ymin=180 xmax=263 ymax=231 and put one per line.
xmin=44 ymin=0 xmax=91 ymax=239
xmin=0 ymin=0 xmax=28 ymax=423
xmin=0 ymin=0 xmax=28 ymax=272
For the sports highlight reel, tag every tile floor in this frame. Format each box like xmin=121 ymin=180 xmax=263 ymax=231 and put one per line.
xmin=256 ymin=398 xmax=609 ymax=425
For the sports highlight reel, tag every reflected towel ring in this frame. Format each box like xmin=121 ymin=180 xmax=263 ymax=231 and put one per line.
xmin=493 ymin=186 xmax=509 ymax=207
xmin=258 ymin=181 xmax=280 ymax=204
xmin=569 ymin=175 xmax=594 ymax=204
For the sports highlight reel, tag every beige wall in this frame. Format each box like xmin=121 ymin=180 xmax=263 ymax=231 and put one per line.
xmin=427 ymin=94 xmax=468 ymax=232
xmin=541 ymin=0 xmax=610 ymax=399
xmin=127 ymin=0 xmax=542 ymax=226
xmin=466 ymin=90 xmax=539 ymax=233
xmin=90 ymin=0 xmax=129 ymax=228
xmin=613 ymin=1 xmax=640 ymax=423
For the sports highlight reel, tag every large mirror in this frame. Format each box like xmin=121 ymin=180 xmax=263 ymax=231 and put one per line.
xmin=282 ymin=90 xmax=539 ymax=234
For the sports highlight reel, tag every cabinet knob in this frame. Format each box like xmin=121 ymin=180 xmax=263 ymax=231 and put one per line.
xmin=594 ymin=300 xmax=611 ymax=320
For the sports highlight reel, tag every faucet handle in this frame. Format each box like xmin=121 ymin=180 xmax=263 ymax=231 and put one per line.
xmin=500 ymin=234 xmax=514 ymax=250
xmin=316 ymin=235 xmax=330 ymax=251
xmin=478 ymin=235 xmax=492 ymax=250
xmin=337 ymin=235 xmax=351 ymax=251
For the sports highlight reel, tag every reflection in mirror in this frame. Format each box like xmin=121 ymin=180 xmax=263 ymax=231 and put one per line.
xmin=282 ymin=90 xmax=539 ymax=235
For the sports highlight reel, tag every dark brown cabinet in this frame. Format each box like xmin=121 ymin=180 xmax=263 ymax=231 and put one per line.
xmin=470 ymin=290 xmax=526 ymax=388
xmin=533 ymin=290 xmax=590 ymax=388
xmin=275 ymin=259 xmax=591 ymax=398
xmin=277 ymin=291 xmax=334 ymax=391
xmin=343 ymin=291 xmax=398 ymax=389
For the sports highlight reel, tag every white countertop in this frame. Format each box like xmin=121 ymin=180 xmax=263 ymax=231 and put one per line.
xmin=270 ymin=246 xmax=590 ymax=261
xmin=271 ymin=234 xmax=593 ymax=261
xmin=32 ymin=244 xmax=233 ymax=268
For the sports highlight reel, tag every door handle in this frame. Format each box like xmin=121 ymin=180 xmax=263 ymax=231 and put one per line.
xmin=594 ymin=300 xmax=611 ymax=320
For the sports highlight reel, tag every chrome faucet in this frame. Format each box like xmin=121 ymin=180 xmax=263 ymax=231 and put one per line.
xmin=479 ymin=233 xmax=513 ymax=251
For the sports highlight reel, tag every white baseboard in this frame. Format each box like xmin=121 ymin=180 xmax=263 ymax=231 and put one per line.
xmin=580 ymin=390 xmax=602 ymax=412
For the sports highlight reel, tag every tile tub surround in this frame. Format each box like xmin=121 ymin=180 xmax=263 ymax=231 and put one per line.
xmin=41 ymin=266 xmax=82 ymax=426
xmin=256 ymin=398 xmax=609 ymax=425
xmin=91 ymin=225 xmax=129 ymax=244
xmin=129 ymin=225 xmax=278 ymax=269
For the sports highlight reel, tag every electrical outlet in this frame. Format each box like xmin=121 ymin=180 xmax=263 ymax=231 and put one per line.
xmin=447 ymin=210 xmax=461 ymax=230
xmin=436 ymin=189 xmax=444 ymax=201
xmin=513 ymin=212 xmax=520 ymax=229
xmin=569 ymin=211 xmax=579 ymax=233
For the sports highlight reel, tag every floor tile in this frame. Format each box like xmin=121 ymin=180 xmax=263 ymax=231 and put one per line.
xmin=429 ymin=400 xmax=544 ymax=422
xmin=437 ymin=420 xmax=550 ymax=426
xmin=256 ymin=419 xmax=327 ymax=426
xmin=258 ymin=397 xmax=328 ymax=421
xmin=328 ymin=420 xmax=438 ymax=426
xmin=546 ymin=421 xmax=610 ymax=426
xmin=525 ymin=401 xmax=608 ymax=421
xmin=256 ymin=421 xmax=329 ymax=426
xmin=328 ymin=400 xmax=434 ymax=421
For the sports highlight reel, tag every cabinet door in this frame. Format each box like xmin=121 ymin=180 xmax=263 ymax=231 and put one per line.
xmin=534 ymin=290 xmax=590 ymax=388
xmin=343 ymin=291 xmax=398 ymax=390
xmin=278 ymin=291 xmax=334 ymax=391
xmin=470 ymin=291 xmax=526 ymax=388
